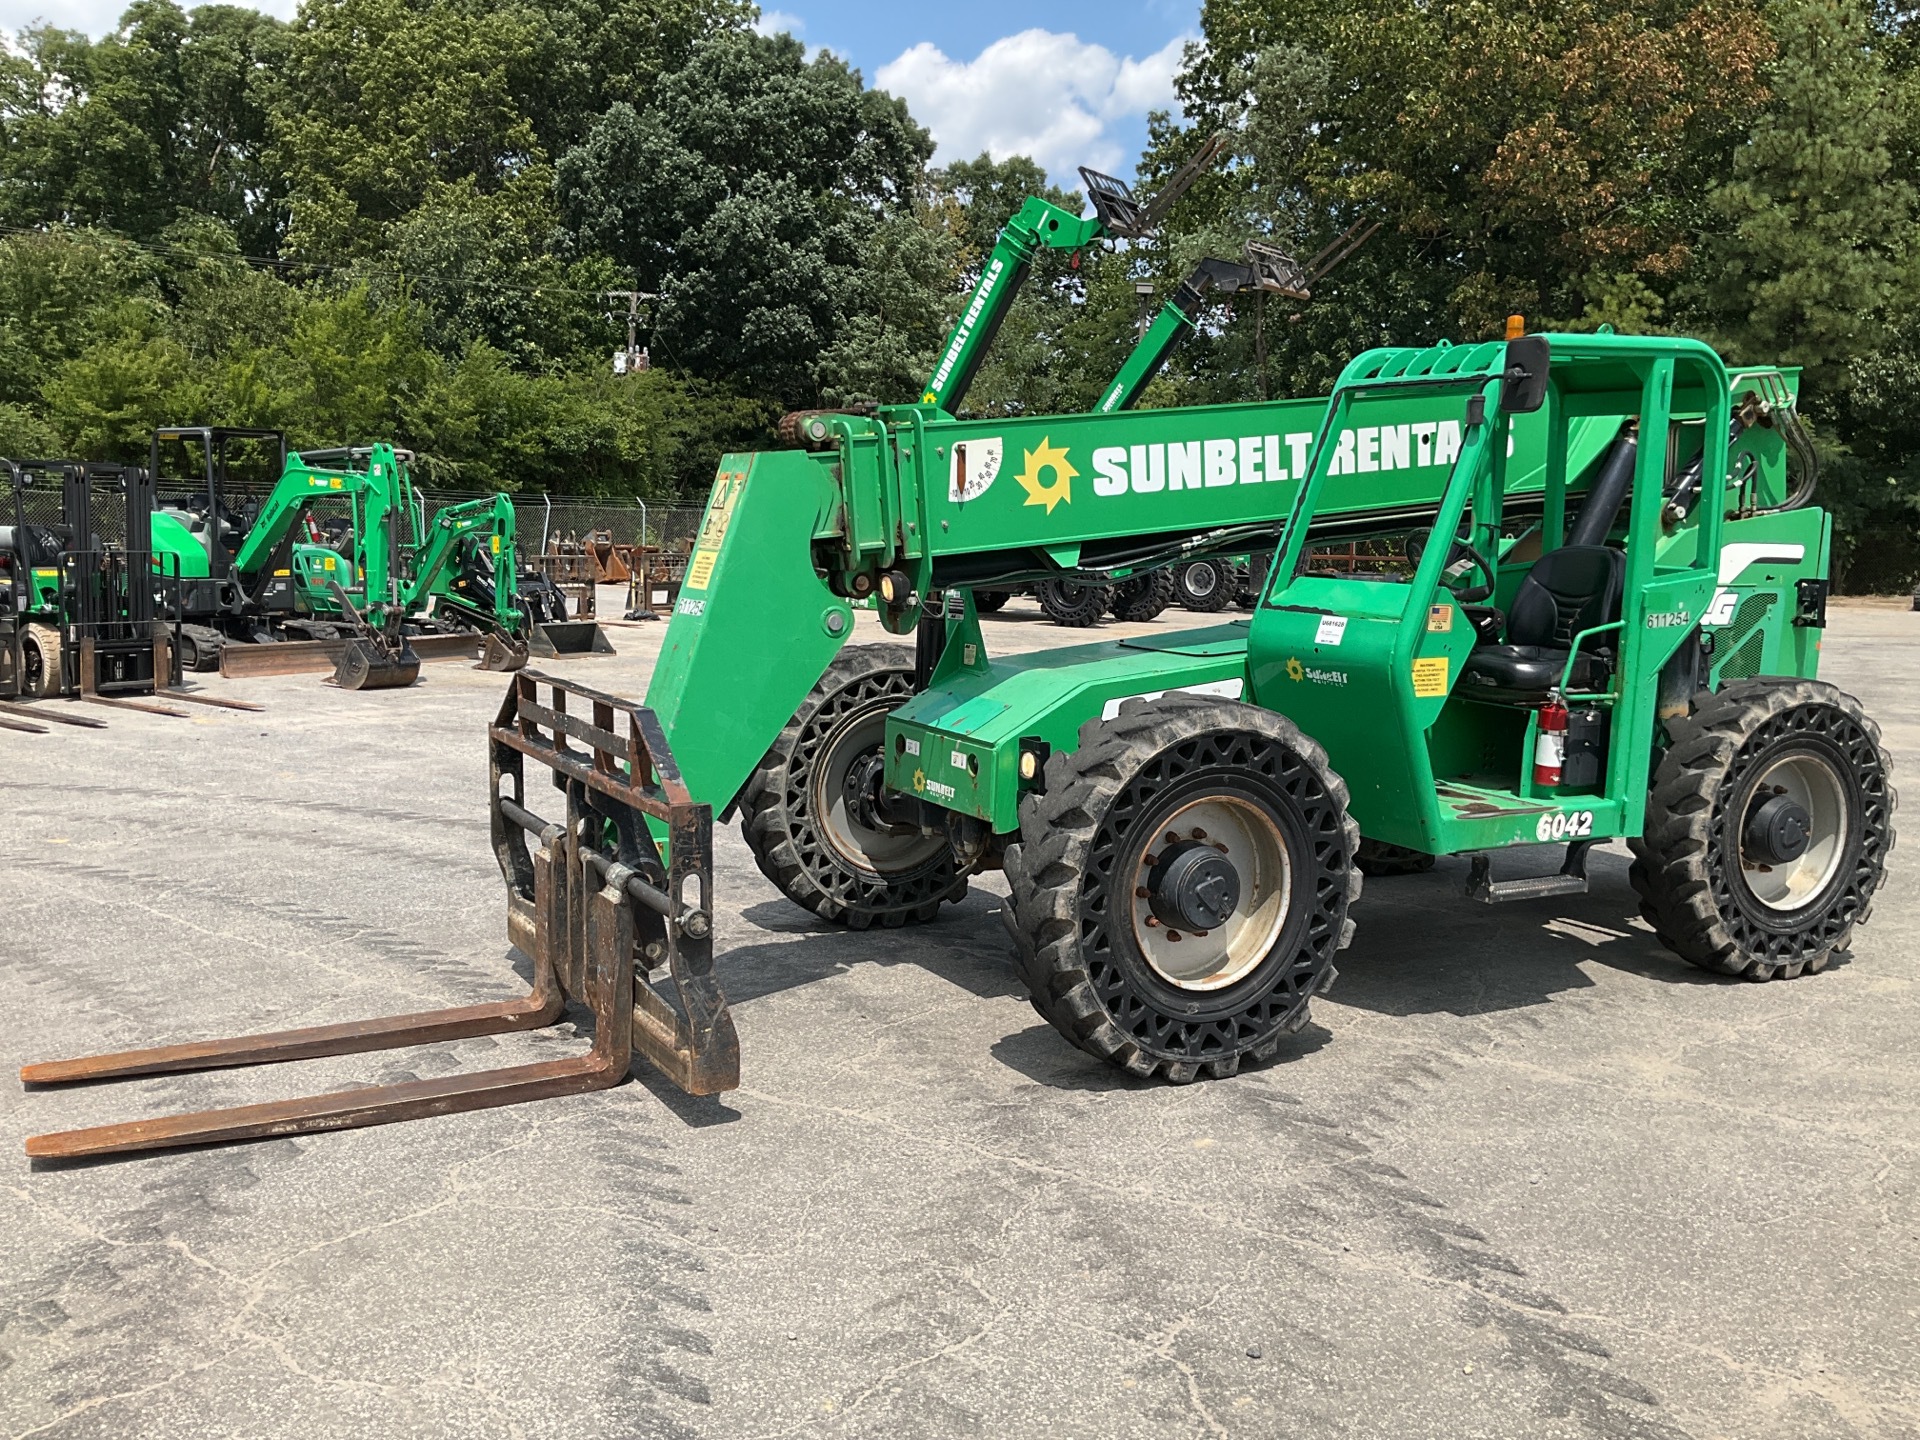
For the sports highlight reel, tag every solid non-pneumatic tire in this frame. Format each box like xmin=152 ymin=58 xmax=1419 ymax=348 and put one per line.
xmin=1034 ymin=577 xmax=1111 ymax=628
xmin=972 ymin=589 xmax=1012 ymax=613
xmin=739 ymin=644 xmax=969 ymax=928
xmin=21 ymin=623 xmax=60 ymax=697
xmin=1004 ymin=694 xmax=1361 ymax=1081
xmin=1110 ymin=570 xmax=1176 ymax=622
xmin=1629 ymin=679 xmax=1896 ymax=980
xmin=1355 ymin=839 xmax=1437 ymax=876
xmin=1173 ymin=560 xmax=1233 ymax=613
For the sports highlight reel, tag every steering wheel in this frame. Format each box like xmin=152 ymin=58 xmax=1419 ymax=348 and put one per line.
xmin=1405 ymin=527 xmax=1496 ymax=604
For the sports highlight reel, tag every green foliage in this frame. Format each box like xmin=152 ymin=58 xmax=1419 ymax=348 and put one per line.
xmin=555 ymin=31 xmax=939 ymax=403
xmin=1694 ymin=0 xmax=1917 ymax=393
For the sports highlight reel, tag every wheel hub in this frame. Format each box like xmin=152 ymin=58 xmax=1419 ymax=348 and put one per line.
xmin=841 ymin=750 xmax=892 ymax=833
xmin=1743 ymin=793 xmax=1812 ymax=865
xmin=1147 ymin=841 xmax=1241 ymax=931
xmin=1129 ymin=797 xmax=1292 ymax=992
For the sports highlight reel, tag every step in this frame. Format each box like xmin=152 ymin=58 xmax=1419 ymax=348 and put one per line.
xmin=1465 ymin=842 xmax=1593 ymax=904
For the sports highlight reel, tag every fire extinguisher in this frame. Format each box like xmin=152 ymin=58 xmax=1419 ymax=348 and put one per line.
xmin=1534 ymin=696 xmax=1568 ymax=789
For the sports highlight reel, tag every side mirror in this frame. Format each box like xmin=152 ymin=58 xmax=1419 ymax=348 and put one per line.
xmin=1502 ymin=336 xmax=1551 ymax=414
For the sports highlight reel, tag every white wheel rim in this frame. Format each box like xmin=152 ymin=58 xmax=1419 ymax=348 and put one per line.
xmin=812 ymin=709 xmax=946 ymax=875
xmin=1187 ymin=566 xmax=1217 ymax=598
xmin=1740 ymin=752 xmax=1849 ymax=912
xmin=1130 ymin=796 xmax=1290 ymax=990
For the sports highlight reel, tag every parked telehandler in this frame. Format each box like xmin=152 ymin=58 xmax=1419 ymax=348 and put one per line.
xmin=21 ymin=325 xmax=1893 ymax=1156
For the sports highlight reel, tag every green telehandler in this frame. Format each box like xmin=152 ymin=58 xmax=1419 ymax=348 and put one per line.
xmin=22 ymin=323 xmax=1894 ymax=1158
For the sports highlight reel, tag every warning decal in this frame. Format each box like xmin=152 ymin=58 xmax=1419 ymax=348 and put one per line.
xmin=1411 ymin=656 xmax=1449 ymax=698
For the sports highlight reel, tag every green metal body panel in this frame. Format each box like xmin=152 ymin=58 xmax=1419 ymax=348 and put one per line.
xmin=643 ymin=452 xmax=855 ymax=813
xmin=886 ymin=621 xmax=1254 ymax=822
xmin=150 ymin=510 xmax=210 ymax=579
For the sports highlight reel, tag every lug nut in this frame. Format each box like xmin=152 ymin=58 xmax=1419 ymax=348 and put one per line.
xmin=1134 ymin=886 xmax=1149 ymax=898
xmin=1167 ymin=931 xmax=1182 ymax=942
xmin=1191 ymin=828 xmax=1207 ymax=840
xmin=1145 ymin=916 xmax=1160 ymax=928
xmin=1164 ymin=831 xmax=1179 ymax=846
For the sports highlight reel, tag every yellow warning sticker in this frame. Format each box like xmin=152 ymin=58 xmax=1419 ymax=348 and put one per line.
xmin=696 ymin=471 xmax=744 ymax=551
xmin=1427 ymin=603 xmax=1453 ymax=633
xmin=1411 ymin=656 xmax=1449 ymax=697
xmin=685 ymin=549 xmax=719 ymax=590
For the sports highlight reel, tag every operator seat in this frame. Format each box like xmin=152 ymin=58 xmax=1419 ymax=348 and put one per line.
xmin=1459 ymin=544 xmax=1623 ymax=697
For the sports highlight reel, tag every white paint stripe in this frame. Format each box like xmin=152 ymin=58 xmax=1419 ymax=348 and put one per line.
xmin=1717 ymin=542 xmax=1805 ymax=585
xmin=1101 ymin=677 xmax=1244 ymax=721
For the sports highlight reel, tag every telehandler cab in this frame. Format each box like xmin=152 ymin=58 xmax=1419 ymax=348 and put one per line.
xmin=21 ymin=328 xmax=1894 ymax=1155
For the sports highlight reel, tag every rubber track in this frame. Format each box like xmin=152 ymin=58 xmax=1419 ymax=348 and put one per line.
xmin=1004 ymin=693 xmax=1362 ymax=1082
xmin=1627 ymin=678 xmax=1897 ymax=979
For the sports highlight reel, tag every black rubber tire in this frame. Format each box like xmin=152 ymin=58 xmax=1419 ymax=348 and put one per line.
xmin=972 ymin=589 xmax=1012 ymax=613
xmin=21 ymin=623 xmax=60 ymax=697
xmin=1173 ymin=560 xmax=1234 ymax=613
xmin=1355 ymin=839 xmax=1436 ymax=876
xmin=1004 ymin=694 xmax=1361 ymax=1081
xmin=738 ymin=644 xmax=969 ymax=928
xmin=1629 ymin=679 xmax=1896 ymax=980
xmin=1109 ymin=570 xmax=1176 ymax=623
xmin=1034 ymin=577 xmax=1111 ymax=627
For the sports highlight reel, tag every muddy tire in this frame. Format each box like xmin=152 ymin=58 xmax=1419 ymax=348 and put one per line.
xmin=1004 ymin=694 xmax=1361 ymax=1081
xmin=21 ymin=623 xmax=60 ymax=697
xmin=1355 ymin=839 xmax=1436 ymax=876
xmin=1110 ymin=570 xmax=1176 ymax=623
xmin=972 ymin=589 xmax=1012 ymax=613
xmin=1629 ymin=679 xmax=1895 ymax=980
xmin=1035 ymin=577 xmax=1111 ymax=628
xmin=739 ymin=644 xmax=968 ymax=928
xmin=1173 ymin=560 xmax=1234 ymax=613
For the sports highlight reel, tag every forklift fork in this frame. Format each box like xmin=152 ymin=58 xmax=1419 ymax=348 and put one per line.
xmin=21 ymin=671 xmax=739 ymax=1160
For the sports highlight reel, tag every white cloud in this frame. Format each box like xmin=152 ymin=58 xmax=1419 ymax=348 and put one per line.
xmin=878 ymin=28 xmax=1189 ymax=181
xmin=751 ymin=8 xmax=804 ymax=38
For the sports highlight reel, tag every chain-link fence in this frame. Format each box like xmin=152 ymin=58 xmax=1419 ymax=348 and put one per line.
xmin=140 ymin=473 xmax=709 ymax=570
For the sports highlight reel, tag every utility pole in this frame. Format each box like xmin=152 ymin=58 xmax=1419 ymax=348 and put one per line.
xmin=606 ymin=290 xmax=657 ymax=375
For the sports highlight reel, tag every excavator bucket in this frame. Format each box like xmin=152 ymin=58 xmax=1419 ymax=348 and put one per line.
xmin=529 ymin=620 xmax=615 ymax=658
xmin=332 ymin=634 xmax=422 ymax=690
xmin=478 ymin=632 xmax=529 ymax=671
xmin=20 ymin=671 xmax=738 ymax=1160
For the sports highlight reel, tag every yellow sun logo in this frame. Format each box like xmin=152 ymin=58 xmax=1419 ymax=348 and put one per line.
xmin=912 ymin=767 xmax=927 ymax=793
xmin=1013 ymin=437 xmax=1077 ymax=513
xmin=1286 ymin=657 xmax=1305 ymax=682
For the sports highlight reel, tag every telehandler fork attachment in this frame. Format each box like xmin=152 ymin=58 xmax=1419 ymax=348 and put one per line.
xmin=21 ymin=671 xmax=738 ymax=1160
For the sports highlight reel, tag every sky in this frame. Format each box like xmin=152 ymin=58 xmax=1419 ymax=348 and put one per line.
xmin=1 ymin=0 xmax=1199 ymax=184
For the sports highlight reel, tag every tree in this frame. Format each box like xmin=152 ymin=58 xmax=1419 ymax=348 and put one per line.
xmin=1693 ymin=0 xmax=1918 ymax=393
xmin=0 ymin=3 xmax=287 ymax=250
xmin=555 ymin=30 xmax=940 ymax=403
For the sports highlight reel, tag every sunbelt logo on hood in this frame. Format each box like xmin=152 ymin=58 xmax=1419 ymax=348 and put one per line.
xmin=980 ymin=419 xmax=1473 ymax=510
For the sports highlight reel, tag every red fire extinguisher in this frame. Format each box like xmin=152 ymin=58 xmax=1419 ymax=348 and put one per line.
xmin=1534 ymin=697 xmax=1568 ymax=789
